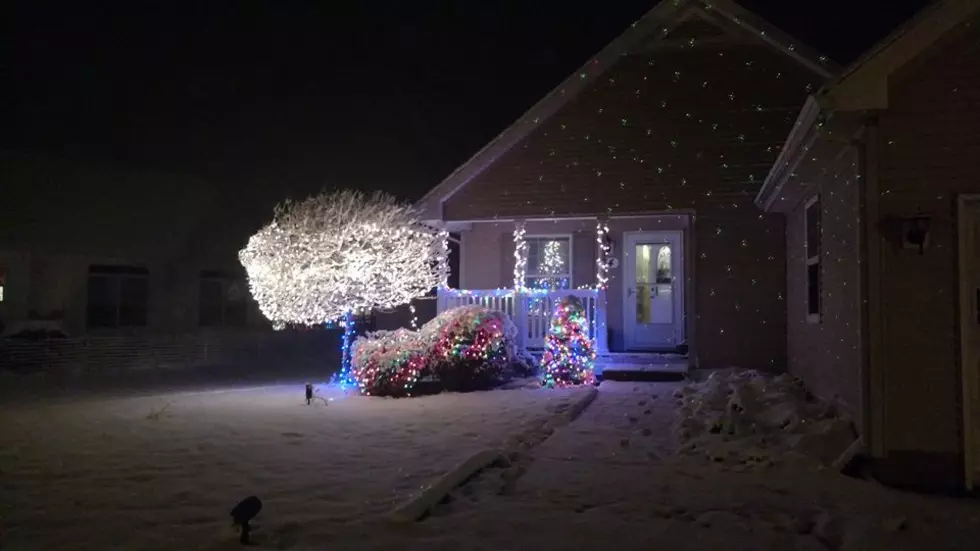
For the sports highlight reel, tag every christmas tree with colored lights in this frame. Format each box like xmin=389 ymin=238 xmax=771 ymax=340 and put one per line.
xmin=541 ymin=296 xmax=596 ymax=386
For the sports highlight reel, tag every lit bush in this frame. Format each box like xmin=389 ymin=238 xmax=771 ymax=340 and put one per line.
xmin=351 ymin=329 xmax=429 ymax=397
xmin=425 ymin=306 xmax=517 ymax=392
xmin=350 ymin=306 xmax=519 ymax=396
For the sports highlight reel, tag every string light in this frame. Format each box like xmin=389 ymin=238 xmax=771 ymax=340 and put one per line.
xmin=408 ymin=302 xmax=419 ymax=330
xmin=339 ymin=312 xmax=356 ymax=386
xmin=512 ymin=222 xmax=528 ymax=291
xmin=239 ymin=190 xmax=450 ymax=383
xmin=351 ymin=306 xmax=515 ymax=396
xmin=595 ymin=219 xmax=611 ymax=290
xmin=541 ymin=296 xmax=596 ymax=387
xmin=538 ymin=240 xmax=567 ymax=290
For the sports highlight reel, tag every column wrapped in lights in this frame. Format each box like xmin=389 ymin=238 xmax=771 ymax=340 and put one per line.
xmin=512 ymin=221 xmax=528 ymax=292
xmin=238 ymin=190 xmax=449 ymax=386
xmin=595 ymin=219 xmax=611 ymax=290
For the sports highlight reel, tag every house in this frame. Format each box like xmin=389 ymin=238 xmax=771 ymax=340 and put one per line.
xmin=0 ymin=152 xmax=259 ymax=335
xmin=417 ymin=0 xmax=836 ymax=371
xmin=756 ymin=0 xmax=980 ymax=492
xmin=0 ymin=153 xmax=335 ymax=372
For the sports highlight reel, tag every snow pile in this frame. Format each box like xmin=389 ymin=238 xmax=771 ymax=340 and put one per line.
xmin=674 ymin=369 xmax=856 ymax=469
xmin=352 ymin=306 xmax=524 ymax=396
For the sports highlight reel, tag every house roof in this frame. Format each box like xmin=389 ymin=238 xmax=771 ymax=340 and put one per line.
xmin=417 ymin=0 xmax=838 ymax=222
xmin=756 ymin=0 xmax=980 ymax=212
xmin=819 ymin=0 xmax=980 ymax=111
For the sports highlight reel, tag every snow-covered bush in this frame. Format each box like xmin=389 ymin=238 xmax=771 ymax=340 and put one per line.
xmin=350 ymin=306 xmax=519 ymax=396
xmin=352 ymin=329 xmax=429 ymax=397
xmin=673 ymin=369 xmax=856 ymax=469
xmin=426 ymin=306 xmax=517 ymax=392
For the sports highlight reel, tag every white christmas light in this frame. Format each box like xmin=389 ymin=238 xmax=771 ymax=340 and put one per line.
xmin=595 ymin=220 xmax=611 ymax=290
xmin=239 ymin=190 xmax=449 ymax=328
xmin=512 ymin=222 xmax=528 ymax=291
xmin=540 ymin=240 xmax=565 ymax=289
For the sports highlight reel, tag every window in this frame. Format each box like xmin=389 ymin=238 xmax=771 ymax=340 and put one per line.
xmin=0 ymin=266 xmax=5 ymax=302
xmin=805 ymin=196 xmax=821 ymax=323
xmin=87 ymin=265 xmax=149 ymax=328
xmin=525 ymin=236 xmax=572 ymax=290
xmin=199 ymin=271 xmax=248 ymax=327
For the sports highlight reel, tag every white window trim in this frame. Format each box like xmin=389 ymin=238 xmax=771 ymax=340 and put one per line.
xmin=804 ymin=195 xmax=821 ymax=324
xmin=524 ymin=234 xmax=574 ymax=289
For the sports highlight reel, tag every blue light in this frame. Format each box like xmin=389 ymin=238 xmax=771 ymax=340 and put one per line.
xmin=331 ymin=311 xmax=358 ymax=389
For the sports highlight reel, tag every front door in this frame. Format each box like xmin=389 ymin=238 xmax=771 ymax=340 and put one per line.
xmin=958 ymin=197 xmax=980 ymax=491
xmin=623 ymin=231 xmax=684 ymax=350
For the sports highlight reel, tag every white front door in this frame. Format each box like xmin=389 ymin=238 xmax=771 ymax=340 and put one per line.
xmin=623 ymin=231 xmax=684 ymax=350
xmin=958 ymin=197 xmax=980 ymax=491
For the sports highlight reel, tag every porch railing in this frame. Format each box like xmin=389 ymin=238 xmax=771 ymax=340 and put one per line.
xmin=436 ymin=288 xmax=608 ymax=354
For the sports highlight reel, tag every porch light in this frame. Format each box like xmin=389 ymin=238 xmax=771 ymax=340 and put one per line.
xmin=902 ymin=215 xmax=930 ymax=255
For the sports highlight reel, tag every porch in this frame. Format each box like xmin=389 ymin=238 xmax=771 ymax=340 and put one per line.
xmin=437 ymin=287 xmax=609 ymax=354
xmin=435 ymin=287 xmax=689 ymax=376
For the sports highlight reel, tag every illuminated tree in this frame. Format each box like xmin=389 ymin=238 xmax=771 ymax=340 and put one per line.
xmin=239 ymin=190 xmax=449 ymax=383
xmin=541 ymin=296 xmax=596 ymax=386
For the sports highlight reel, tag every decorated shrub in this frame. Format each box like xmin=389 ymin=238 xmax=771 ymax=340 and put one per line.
xmin=349 ymin=305 xmax=518 ymax=396
xmin=425 ymin=306 xmax=517 ymax=391
xmin=351 ymin=329 xmax=428 ymax=397
xmin=540 ymin=295 xmax=596 ymax=386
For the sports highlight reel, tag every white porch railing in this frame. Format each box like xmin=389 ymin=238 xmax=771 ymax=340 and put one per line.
xmin=436 ymin=288 xmax=608 ymax=354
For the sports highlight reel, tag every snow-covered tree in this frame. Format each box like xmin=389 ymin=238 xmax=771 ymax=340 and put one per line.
xmin=239 ymin=190 xmax=449 ymax=381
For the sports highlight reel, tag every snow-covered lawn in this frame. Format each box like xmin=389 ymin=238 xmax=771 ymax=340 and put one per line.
xmin=330 ymin=381 xmax=980 ymax=551
xmin=0 ymin=382 xmax=591 ymax=550
xmin=4 ymin=374 xmax=980 ymax=551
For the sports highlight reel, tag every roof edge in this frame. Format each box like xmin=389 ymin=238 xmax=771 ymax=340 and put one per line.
xmin=755 ymin=95 xmax=822 ymax=212
xmin=419 ymin=0 xmax=839 ymax=220
xmin=415 ymin=0 xmax=689 ymax=219
xmin=820 ymin=0 xmax=980 ymax=110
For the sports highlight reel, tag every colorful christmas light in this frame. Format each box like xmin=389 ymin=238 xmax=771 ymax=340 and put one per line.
xmin=541 ymin=296 xmax=596 ymax=386
xmin=350 ymin=305 xmax=518 ymax=396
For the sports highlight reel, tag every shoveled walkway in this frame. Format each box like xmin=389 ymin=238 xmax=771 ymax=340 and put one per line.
xmin=337 ymin=380 xmax=980 ymax=550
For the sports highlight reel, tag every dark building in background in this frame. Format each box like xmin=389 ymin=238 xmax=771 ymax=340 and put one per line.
xmin=0 ymin=152 xmax=257 ymax=334
xmin=0 ymin=152 xmax=336 ymax=372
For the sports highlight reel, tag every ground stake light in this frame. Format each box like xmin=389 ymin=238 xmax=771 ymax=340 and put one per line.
xmin=230 ymin=495 xmax=262 ymax=545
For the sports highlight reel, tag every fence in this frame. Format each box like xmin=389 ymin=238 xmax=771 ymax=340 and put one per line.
xmin=437 ymin=288 xmax=608 ymax=353
xmin=0 ymin=330 xmax=341 ymax=376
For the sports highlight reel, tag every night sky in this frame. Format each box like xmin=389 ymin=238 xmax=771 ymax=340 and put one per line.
xmin=2 ymin=0 xmax=931 ymax=202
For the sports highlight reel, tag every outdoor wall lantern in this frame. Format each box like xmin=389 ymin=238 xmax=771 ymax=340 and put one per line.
xmin=880 ymin=213 xmax=930 ymax=255
xmin=902 ymin=214 xmax=931 ymax=255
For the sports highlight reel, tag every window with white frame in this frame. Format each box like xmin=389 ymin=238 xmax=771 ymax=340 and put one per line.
xmin=525 ymin=236 xmax=572 ymax=290
xmin=805 ymin=196 xmax=821 ymax=322
xmin=0 ymin=265 xmax=5 ymax=303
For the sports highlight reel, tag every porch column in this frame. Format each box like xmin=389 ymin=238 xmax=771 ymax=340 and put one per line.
xmin=512 ymin=220 xmax=527 ymax=291
xmin=511 ymin=220 xmax=528 ymax=351
xmin=595 ymin=217 xmax=611 ymax=289
xmin=594 ymin=217 xmax=610 ymax=354
xmin=595 ymin=288 xmax=609 ymax=355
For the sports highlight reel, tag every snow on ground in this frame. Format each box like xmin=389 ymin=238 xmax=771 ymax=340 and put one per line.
xmin=0 ymin=381 xmax=590 ymax=550
xmin=319 ymin=381 xmax=980 ymax=551
xmin=4 ymin=373 xmax=980 ymax=551
xmin=673 ymin=369 xmax=858 ymax=469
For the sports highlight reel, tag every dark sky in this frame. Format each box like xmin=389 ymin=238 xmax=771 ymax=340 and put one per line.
xmin=2 ymin=0 xmax=931 ymax=201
